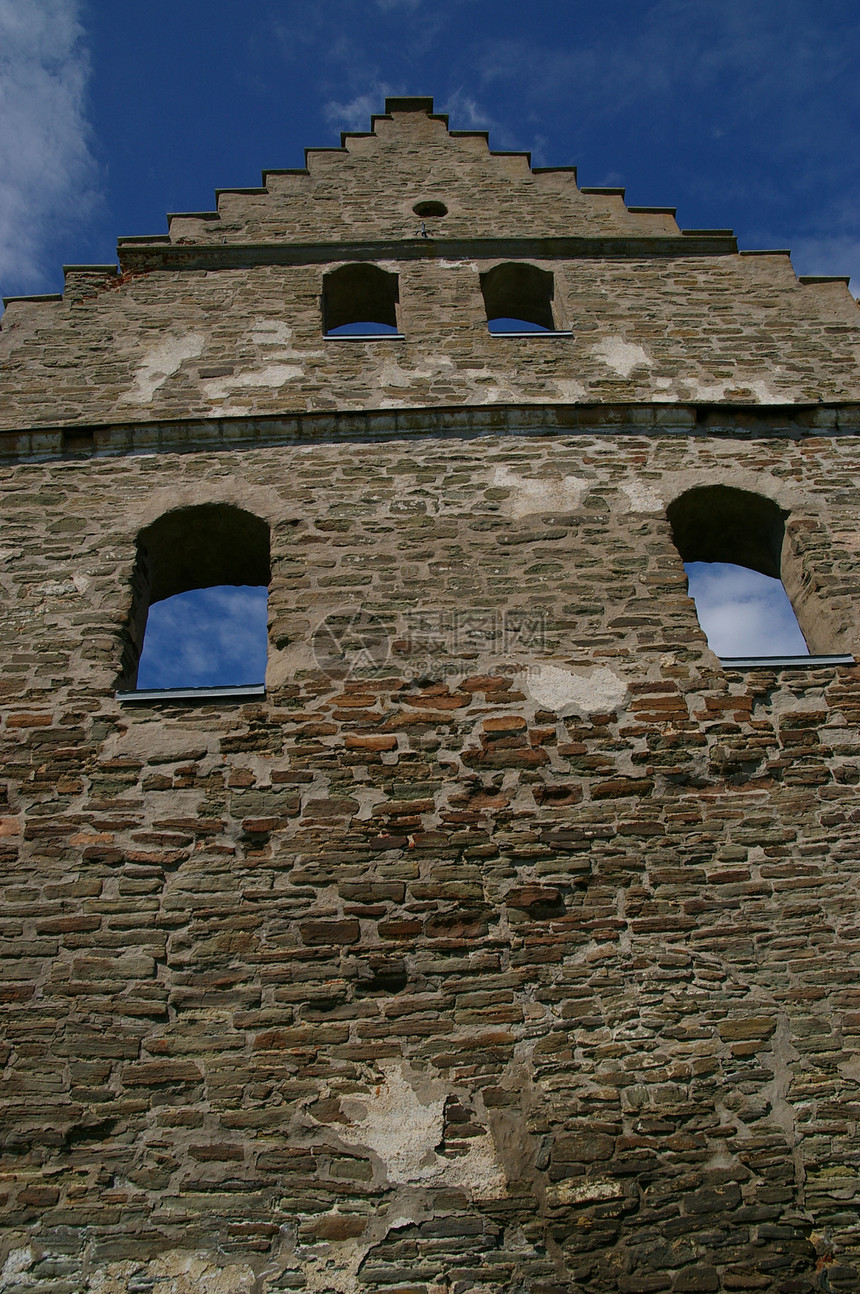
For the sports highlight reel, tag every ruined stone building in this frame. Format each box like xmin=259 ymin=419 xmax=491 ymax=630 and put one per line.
xmin=2 ymin=95 xmax=860 ymax=1292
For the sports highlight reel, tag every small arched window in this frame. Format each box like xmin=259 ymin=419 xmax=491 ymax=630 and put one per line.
xmin=480 ymin=262 xmax=558 ymax=334
xmin=667 ymin=485 xmax=809 ymax=659
xmin=322 ymin=263 xmax=401 ymax=337
xmin=120 ymin=503 xmax=271 ymax=692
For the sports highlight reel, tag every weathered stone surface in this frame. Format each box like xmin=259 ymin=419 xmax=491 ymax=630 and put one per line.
xmin=2 ymin=104 xmax=860 ymax=434
xmin=0 ymin=94 xmax=859 ymax=1293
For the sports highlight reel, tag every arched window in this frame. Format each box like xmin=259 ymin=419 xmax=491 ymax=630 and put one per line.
xmin=322 ymin=264 xmax=401 ymax=337
xmin=667 ymin=485 xmax=809 ymax=659
xmin=480 ymin=262 xmax=557 ymax=334
xmin=120 ymin=503 xmax=271 ymax=692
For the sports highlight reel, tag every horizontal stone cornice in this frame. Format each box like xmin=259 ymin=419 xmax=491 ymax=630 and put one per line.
xmin=1 ymin=401 xmax=858 ymax=465
xmin=115 ymin=232 xmax=740 ymax=274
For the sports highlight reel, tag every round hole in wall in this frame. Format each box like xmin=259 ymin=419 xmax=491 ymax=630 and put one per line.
xmin=413 ymin=200 xmax=448 ymax=218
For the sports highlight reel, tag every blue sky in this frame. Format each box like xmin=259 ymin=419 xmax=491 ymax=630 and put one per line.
xmin=2 ymin=0 xmax=859 ymax=299
xmin=2 ymin=0 xmax=846 ymax=682
xmin=136 ymin=587 xmax=269 ymax=688
xmin=685 ymin=563 xmax=808 ymax=658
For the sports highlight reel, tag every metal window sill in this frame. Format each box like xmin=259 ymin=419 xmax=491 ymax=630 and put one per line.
xmin=488 ymin=329 xmax=574 ymax=338
xmin=117 ymin=684 xmax=266 ymax=703
xmin=324 ymin=332 xmax=405 ymax=341
xmin=720 ymin=654 xmax=855 ymax=670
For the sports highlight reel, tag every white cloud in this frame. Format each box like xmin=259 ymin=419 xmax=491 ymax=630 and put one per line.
xmin=439 ymin=87 xmax=541 ymax=155
xmin=0 ymin=0 xmax=97 ymax=294
xmin=475 ymin=1 xmax=860 ymax=200
xmin=478 ymin=0 xmax=857 ymax=127
xmin=685 ymin=562 xmax=808 ymax=658
xmin=323 ymin=84 xmax=397 ymax=131
xmin=322 ymin=83 xmax=526 ymax=155
xmin=441 ymin=88 xmax=494 ymax=132
xmin=137 ymin=586 xmax=269 ymax=688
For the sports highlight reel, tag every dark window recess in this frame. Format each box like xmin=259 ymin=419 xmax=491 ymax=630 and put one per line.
xmin=323 ymin=263 xmax=401 ymax=336
xmin=668 ymin=485 xmax=809 ymax=660
xmin=413 ymin=200 xmax=448 ymax=217
xmin=119 ymin=503 xmax=271 ymax=693
xmin=480 ymin=262 xmax=558 ymax=333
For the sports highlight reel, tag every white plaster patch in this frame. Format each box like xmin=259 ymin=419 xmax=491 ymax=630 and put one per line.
xmin=37 ymin=579 xmax=81 ymax=598
xmin=678 ymin=376 xmax=783 ymax=404
xmin=0 ymin=1247 xmax=34 ymax=1287
xmin=415 ymin=354 xmax=457 ymax=378
xmin=525 ymin=664 xmax=628 ymax=718
xmin=548 ymin=1178 xmax=624 ymax=1205
xmin=378 ymin=361 xmax=411 ymax=389
xmin=591 ymin=336 xmax=652 ymax=377
xmin=378 ymin=356 xmax=458 ymax=389
xmin=469 ymin=384 xmax=504 ymax=403
xmin=491 ymin=465 xmax=589 ymax=518
xmin=680 ymin=379 xmax=731 ymax=402
xmin=459 ymin=365 xmax=510 ymax=390
xmin=335 ymin=1062 xmax=507 ymax=1199
xmin=620 ymin=479 xmax=664 ymax=512
xmin=552 ymin=377 xmax=588 ymax=401
xmin=744 ymin=379 xmax=784 ymax=404
xmin=300 ymin=1239 xmax=370 ymax=1294
xmin=201 ymin=364 xmax=303 ymax=402
xmin=337 ymin=1064 xmax=443 ymax=1183
xmin=120 ymin=333 xmax=205 ymax=405
xmin=88 ymin=1252 xmax=256 ymax=1294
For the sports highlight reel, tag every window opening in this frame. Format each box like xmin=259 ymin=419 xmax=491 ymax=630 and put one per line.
xmin=120 ymin=503 xmax=271 ymax=692
xmin=413 ymin=200 xmax=447 ymax=218
xmin=323 ymin=263 xmax=401 ymax=337
xmin=683 ymin=562 xmax=808 ymax=657
xmin=667 ymin=485 xmax=809 ymax=659
xmin=136 ymin=586 xmax=269 ymax=688
xmin=480 ymin=262 xmax=557 ymax=334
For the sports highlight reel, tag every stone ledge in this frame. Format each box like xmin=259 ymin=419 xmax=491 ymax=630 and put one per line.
xmin=0 ymin=402 xmax=857 ymax=464
xmin=114 ymin=233 xmax=741 ymax=271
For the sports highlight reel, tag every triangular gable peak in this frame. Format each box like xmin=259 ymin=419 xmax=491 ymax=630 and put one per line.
xmin=123 ymin=96 xmax=694 ymax=251
xmin=3 ymin=94 xmax=858 ymax=441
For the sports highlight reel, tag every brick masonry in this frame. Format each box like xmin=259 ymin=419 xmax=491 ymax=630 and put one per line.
xmin=1 ymin=97 xmax=860 ymax=1293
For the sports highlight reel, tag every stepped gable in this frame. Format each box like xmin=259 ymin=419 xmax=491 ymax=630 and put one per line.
xmin=128 ymin=96 xmax=689 ymax=250
xmin=3 ymin=94 xmax=860 ymax=1293
xmin=1 ymin=95 xmax=859 ymax=440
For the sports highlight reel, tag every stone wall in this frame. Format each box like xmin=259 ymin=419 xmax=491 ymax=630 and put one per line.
xmin=1 ymin=422 xmax=859 ymax=1291
xmin=2 ymin=253 xmax=859 ymax=432
xmin=3 ymin=99 xmax=860 ymax=432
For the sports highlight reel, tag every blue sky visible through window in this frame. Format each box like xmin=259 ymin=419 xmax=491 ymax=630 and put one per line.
xmin=137 ymin=586 xmax=269 ymax=689
xmin=685 ymin=561 xmax=808 ymax=657
xmin=326 ymin=321 xmax=399 ymax=336
xmin=488 ymin=318 xmax=551 ymax=333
